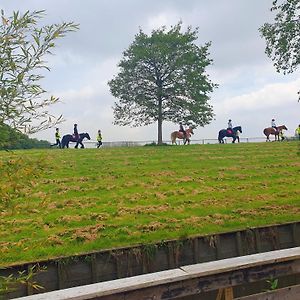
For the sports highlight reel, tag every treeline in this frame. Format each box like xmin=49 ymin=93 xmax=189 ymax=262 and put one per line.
xmin=0 ymin=124 xmax=50 ymax=150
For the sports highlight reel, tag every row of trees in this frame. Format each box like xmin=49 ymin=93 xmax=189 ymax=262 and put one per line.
xmin=0 ymin=123 xmax=50 ymax=149
xmin=0 ymin=1 xmax=298 ymax=146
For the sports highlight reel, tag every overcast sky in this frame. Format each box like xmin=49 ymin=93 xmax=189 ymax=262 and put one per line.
xmin=2 ymin=0 xmax=299 ymax=142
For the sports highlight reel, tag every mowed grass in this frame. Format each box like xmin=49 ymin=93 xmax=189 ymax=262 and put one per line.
xmin=0 ymin=142 xmax=299 ymax=267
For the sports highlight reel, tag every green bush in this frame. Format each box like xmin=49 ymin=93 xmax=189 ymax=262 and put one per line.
xmin=0 ymin=123 xmax=50 ymax=150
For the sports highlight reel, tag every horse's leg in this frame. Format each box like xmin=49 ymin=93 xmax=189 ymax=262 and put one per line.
xmin=80 ymin=142 xmax=84 ymax=149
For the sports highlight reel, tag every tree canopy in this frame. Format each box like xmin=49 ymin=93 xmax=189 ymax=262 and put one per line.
xmin=108 ymin=23 xmax=217 ymax=144
xmin=0 ymin=10 xmax=78 ymax=133
xmin=259 ymin=0 xmax=300 ymax=75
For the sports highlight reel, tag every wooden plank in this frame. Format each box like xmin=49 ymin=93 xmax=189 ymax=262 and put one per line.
xmin=235 ymin=232 xmax=243 ymax=256
xmin=193 ymin=238 xmax=200 ymax=263
xmin=215 ymin=235 xmax=222 ymax=259
xmin=26 ymin=264 xmax=33 ymax=296
xmin=225 ymin=287 xmax=234 ymax=300
xmin=180 ymin=246 xmax=300 ymax=278
xmin=254 ymin=230 xmax=262 ymax=252
xmin=57 ymin=261 xmax=64 ymax=290
xmin=14 ymin=268 xmax=188 ymax=300
xmin=90 ymin=254 xmax=98 ymax=283
xmin=217 ymin=288 xmax=234 ymax=300
xmin=292 ymin=223 xmax=300 ymax=246
xmin=14 ymin=247 xmax=300 ymax=300
xmin=235 ymin=283 xmax=300 ymax=300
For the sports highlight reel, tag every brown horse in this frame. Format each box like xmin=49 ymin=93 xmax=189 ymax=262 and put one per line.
xmin=171 ymin=127 xmax=194 ymax=145
xmin=263 ymin=125 xmax=288 ymax=142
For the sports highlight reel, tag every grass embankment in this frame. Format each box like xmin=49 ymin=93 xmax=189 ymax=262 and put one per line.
xmin=0 ymin=142 xmax=299 ymax=266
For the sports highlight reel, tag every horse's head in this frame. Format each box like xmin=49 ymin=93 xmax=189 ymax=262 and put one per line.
xmin=85 ymin=133 xmax=91 ymax=140
xmin=234 ymin=126 xmax=242 ymax=133
xmin=188 ymin=126 xmax=194 ymax=135
xmin=283 ymin=125 xmax=288 ymax=130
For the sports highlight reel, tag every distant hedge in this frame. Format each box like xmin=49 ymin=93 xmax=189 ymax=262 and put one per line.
xmin=0 ymin=123 xmax=50 ymax=150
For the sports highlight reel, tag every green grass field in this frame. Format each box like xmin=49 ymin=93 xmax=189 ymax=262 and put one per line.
xmin=0 ymin=142 xmax=299 ymax=267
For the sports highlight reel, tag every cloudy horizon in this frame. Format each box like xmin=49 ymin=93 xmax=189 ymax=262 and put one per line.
xmin=2 ymin=0 xmax=299 ymax=143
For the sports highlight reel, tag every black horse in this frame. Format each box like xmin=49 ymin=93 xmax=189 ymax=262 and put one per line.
xmin=61 ymin=132 xmax=91 ymax=149
xmin=218 ymin=126 xmax=242 ymax=143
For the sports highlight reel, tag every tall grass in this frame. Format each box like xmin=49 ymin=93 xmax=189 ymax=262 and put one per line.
xmin=0 ymin=142 xmax=299 ymax=266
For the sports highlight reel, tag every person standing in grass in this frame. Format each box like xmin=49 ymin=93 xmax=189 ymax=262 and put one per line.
xmin=295 ymin=124 xmax=300 ymax=140
xmin=50 ymin=128 xmax=61 ymax=148
xmin=279 ymin=129 xmax=285 ymax=141
xmin=96 ymin=130 xmax=102 ymax=148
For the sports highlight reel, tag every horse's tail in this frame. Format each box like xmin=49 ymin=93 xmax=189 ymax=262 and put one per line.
xmin=218 ymin=130 xmax=222 ymax=142
xmin=171 ymin=131 xmax=176 ymax=144
xmin=263 ymin=128 xmax=268 ymax=137
xmin=61 ymin=135 xmax=66 ymax=148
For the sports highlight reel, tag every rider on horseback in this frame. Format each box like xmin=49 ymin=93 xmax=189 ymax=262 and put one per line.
xmin=271 ymin=119 xmax=278 ymax=133
xmin=73 ymin=124 xmax=79 ymax=141
xmin=179 ymin=122 xmax=186 ymax=140
xmin=227 ymin=119 xmax=233 ymax=134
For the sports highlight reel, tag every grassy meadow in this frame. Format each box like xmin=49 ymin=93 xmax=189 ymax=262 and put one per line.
xmin=0 ymin=142 xmax=299 ymax=267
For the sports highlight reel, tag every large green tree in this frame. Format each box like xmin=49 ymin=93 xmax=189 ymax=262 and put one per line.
xmin=259 ymin=0 xmax=299 ymax=98
xmin=108 ymin=23 xmax=217 ymax=144
xmin=0 ymin=10 xmax=78 ymax=133
xmin=260 ymin=0 xmax=299 ymax=74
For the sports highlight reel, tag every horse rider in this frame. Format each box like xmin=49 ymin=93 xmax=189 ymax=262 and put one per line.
xmin=295 ymin=124 xmax=300 ymax=140
xmin=96 ymin=129 xmax=102 ymax=148
xmin=271 ymin=119 xmax=278 ymax=132
xmin=179 ymin=122 xmax=186 ymax=139
xmin=50 ymin=128 xmax=61 ymax=148
xmin=73 ymin=124 xmax=79 ymax=141
xmin=227 ymin=119 xmax=233 ymax=134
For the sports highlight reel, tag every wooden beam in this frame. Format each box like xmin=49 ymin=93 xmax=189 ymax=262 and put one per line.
xmin=14 ymin=247 xmax=300 ymax=300
xmin=216 ymin=287 xmax=234 ymax=300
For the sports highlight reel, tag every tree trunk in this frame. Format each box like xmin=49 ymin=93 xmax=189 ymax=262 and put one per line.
xmin=157 ymin=96 xmax=163 ymax=145
xmin=157 ymin=117 xmax=163 ymax=145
